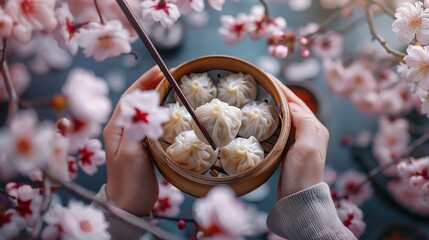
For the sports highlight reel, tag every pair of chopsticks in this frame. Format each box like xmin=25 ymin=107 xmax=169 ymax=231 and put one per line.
xmin=115 ymin=0 xmax=217 ymax=150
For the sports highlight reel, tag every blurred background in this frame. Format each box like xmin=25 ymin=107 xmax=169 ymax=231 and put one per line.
xmin=2 ymin=0 xmax=429 ymax=239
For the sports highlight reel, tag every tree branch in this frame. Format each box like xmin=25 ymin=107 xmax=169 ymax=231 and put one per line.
xmin=31 ymin=178 xmax=52 ymax=239
xmin=42 ymin=169 xmax=182 ymax=240
xmin=364 ymin=3 xmax=405 ymax=60
xmin=1 ymin=40 xmax=19 ymax=126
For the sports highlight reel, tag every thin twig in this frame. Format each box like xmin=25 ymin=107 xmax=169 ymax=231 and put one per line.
xmin=306 ymin=7 xmax=343 ymax=38
xmin=364 ymin=3 xmax=405 ymax=59
xmin=154 ymin=214 xmax=194 ymax=223
xmin=42 ymin=169 xmax=182 ymax=240
xmin=259 ymin=0 xmax=270 ymax=19
xmin=339 ymin=130 xmax=429 ymax=199
xmin=369 ymin=0 xmax=395 ymax=19
xmin=93 ymin=0 xmax=105 ymax=24
xmin=0 ymin=187 xmax=16 ymax=200
xmin=1 ymin=58 xmax=19 ymax=126
xmin=31 ymin=177 xmax=52 ymax=239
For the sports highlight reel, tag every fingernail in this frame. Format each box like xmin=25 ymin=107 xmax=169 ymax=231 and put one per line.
xmin=289 ymin=103 xmax=298 ymax=112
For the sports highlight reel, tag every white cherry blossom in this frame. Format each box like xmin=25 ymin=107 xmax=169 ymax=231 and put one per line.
xmin=392 ymin=2 xmax=429 ymax=44
xmin=388 ymin=179 xmax=429 ymax=214
xmin=0 ymin=63 xmax=30 ymax=102
xmin=246 ymin=6 xmax=287 ymax=40
xmin=176 ymin=0 xmax=204 ymax=14
xmin=219 ymin=14 xmax=249 ymax=44
xmin=398 ymin=157 xmax=429 ymax=199
xmin=335 ymin=170 xmax=373 ymax=205
xmin=77 ymin=139 xmax=106 ymax=176
xmin=77 ymin=20 xmax=132 ymax=61
xmin=54 ymin=2 xmax=79 ymax=55
xmin=208 ymin=0 xmax=225 ymax=11
xmin=268 ymin=44 xmax=288 ymax=58
xmin=0 ymin=9 xmax=13 ymax=38
xmin=403 ymin=45 xmax=429 ymax=90
xmin=416 ymin=87 xmax=429 ymax=117
xmin=141 ymin=0 xmax=181 ymax=28
xmin=117 ymin=89 xmax=170 ymax=141
xmin=335 ymin=200 xmax=366 ymax=238
xmin=0 ymin=209 xmax=26 ymax=239
xmin=152 ymin=180 xmax=185 ymax=217
xmin=5 ymin=0 xmax=57 ymax=42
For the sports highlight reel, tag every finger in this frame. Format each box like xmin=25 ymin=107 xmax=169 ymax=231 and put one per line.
xmin=289 ymin=102 xmax=323 ymax=145
xmin=125 ymin=65 xmax=164 ymax=93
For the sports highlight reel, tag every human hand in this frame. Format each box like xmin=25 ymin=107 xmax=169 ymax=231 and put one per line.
xmin=103 ymin=66 xmax=164 ymax=216
xmin=275 ymin=79 xmax=329 ymax=199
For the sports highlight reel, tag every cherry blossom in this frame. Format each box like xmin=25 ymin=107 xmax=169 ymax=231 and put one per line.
xmin=403 ymin=45 xmax=429 ymax=90
xmin=29 ymin=35 xmax=72 ymax=74
xmin=0 ymin=110 xmax=56 ymax=175
xmin=335 ymin=170 xmax=373 ymax=205
xmin=284 ymin=58 xmax=320 ymax=81
xmin=219 ymin=14 xmax=249 ymax=44
xmin=141 ymin=0 xmax=181 ymax=28
xmin=323 ymin=58 xmax=346 ymax=94
xmin=77 ymin=20 xmax=132 ymax=61
xmin=417 ymin=88 xmax=429 ymax=116
xmin=5 ymin=0 xmax=57 ymax=42
xmin=288 ymin=0 xmax=312 ymax=11
xmin=388 ymin=179 xmax=429 ymax=215
xmin=54 ymin=2 xmax=79 ymax=55
xmin=176 ymin=0 xmax=204 ymax=14
xmin=76 ymin=139 xmax=106 ymax=176
xmin=152 ymin=180 xmax=185 ymax=217
xmin=268 ymin=44 xmax=289 ymax=59
xmin=193 ymin=187 xmax=253 ymax=239
xmin=335 ymin=200 xmax=366 ymax=238
xmin=42 ymin=202 xmax=110 ymax=240
xmin=372 ymin=116 xmax=410 ymax=176
xmin=311 ymin=31 xmax=344 ymax=59
xmin=208 ymin=0 xmax=225 ymax=11
xmin=246 ymin=6 xmax=287 ymax=40
xmin=0 ymin=9 xmax=13 ymax=38
xmin=117 ymin=89 xmax=170 ymax=141
xmin=62 ymin=68 xmax=111 ymax=150
xmin=392 ymin=1 xmax=429 ymax=44
xmin=6 ymin=183 xmax=43 ymax=227
xmin=397 ymin=157 xmax=429 ymax=200
xmin=341 ymin=63 xmax=377 ymax=97
xmin=0 ymin=209 xmax=26 ymax=239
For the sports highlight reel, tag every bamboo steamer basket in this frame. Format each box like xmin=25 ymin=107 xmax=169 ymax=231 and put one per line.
xmin=147 ymin=55 xmax=291 ymax=197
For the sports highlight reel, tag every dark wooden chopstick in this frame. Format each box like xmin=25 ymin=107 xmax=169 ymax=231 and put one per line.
xmin=115 ymin=0 xmax=217 ymax=150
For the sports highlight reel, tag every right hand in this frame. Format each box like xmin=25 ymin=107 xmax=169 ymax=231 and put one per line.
xmin=274 ymin=79 xmax=330 ymax=199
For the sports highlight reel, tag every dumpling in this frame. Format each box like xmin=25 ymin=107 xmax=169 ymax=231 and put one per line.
xmin=239 ymin=101 xmax=279 ymax=141
xmin=167 ymin=131 xmax=218 ymax=174
xmin=217 ymin=73 xmax=257 ymax=108
xmin=219 ymin=136 xmax=264 ymax=175
xmin=162 ymin=102 xmax=192 ymax=143
xmin=175 ymin=72 xmax=217 ymax=108
xmin=191 ymin=99 xmax=242 ymax=148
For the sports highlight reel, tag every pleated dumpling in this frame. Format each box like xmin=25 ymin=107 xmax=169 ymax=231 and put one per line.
xmin=191 ymin=99 xmax=242 ymax=148
xmin=217 ymin=73 xmax=257 ymax=108
xmin=239 ymin=101 xmax=279 ymax=141
xmin=162 ymin=102 xmax=192 ymax=143
xmin=175 ymin=72 xmax=217 ymax=108
xmin=167 ymin=131 xmax=218 ymax=174
xmin=219 ymin=136 xmax=264 ymax=175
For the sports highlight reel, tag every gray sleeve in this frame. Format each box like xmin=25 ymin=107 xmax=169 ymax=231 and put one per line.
xmin=94 ymin=184 xmax=147 ymax=240
xmin=267 ymin=182 xmax=357 ymax=240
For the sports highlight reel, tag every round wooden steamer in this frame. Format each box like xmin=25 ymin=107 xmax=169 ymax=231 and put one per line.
xmin=147 ymin=55 xmax=291 ymax=197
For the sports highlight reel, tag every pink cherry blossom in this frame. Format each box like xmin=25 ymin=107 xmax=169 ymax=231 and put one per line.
xmin=193 ymin=187 xmax=252 ymax=239
xmin=311 ymin=31 xmax=344 ymax=59
xmin=335 ymin=199 xmax=366 ymax=238
xmin=54 ymin=2 xmax=79 ymax=55
xmin=335 ymin=170 xmax=373 ymax=205
xmin=5 ymin=0 xmax=57 ymax=42
xmin=0 ymin=209 xmax=26 ymax=239
xmin=350 ymin=91 xmax=382 ymax=115
xmin=43 ymin=202 xmax=110 ymax=240
xmin=62 ymin=68 xmax=111 ymax=125
xmin=0 ymin=110 xmax=56 ymax=175
xmin=116 ymin=89 xmax=170 ymax=141
xmin=323 ymin=58 xmax=346 ymax=94
xmin=246 ymin=6 xmax=287 ymax=40
xmin=219 ymin=14 xmax=249 ymax=44
xmin=208 ymin=0 xmax=225 ymax=11
xmin=388 ymin=179 xmax=429 ymax=215
xmin=397 ymin=157 xmax=429 ymax=200
xmin=0 ymin=9 xmax=13 ymax=38
xmin=269 ymin=44 xmax=289 ymax=59
xmin=417 ymin=87 xmax=429 ymax=117
xmin=152 ymin=180 xmax=184 ymax=217
xmin=77 ymin=20 xmax=132 ymax=61
xmin=372 ymin=116 xmax=410 ymax=176
xmin=176 ymin=0 xmax=204 ymax=14
xmin=141 ymin=0 xmax=181 ymax=28
xmin=76 ymin=139 xmax=106 ymax=176
xmin=0 ymin=63 xmax=30 ymax=102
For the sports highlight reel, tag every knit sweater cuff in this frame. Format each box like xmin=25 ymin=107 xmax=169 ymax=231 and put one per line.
xmin=94 ymin=184 xmax=149 ymax=240
xmin=267 ymin=182 xmax=357 ymax=240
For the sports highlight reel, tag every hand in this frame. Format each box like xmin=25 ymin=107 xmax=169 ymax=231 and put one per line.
xmin=275 ymin=79 xmax=329 ymax=199
xmin=103 ymin=66 xmax=164 ymax=216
